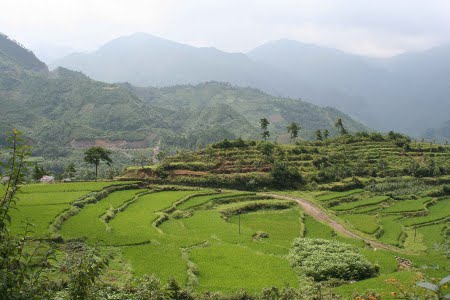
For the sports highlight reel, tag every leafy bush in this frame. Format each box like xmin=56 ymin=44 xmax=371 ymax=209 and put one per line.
xmin=154 ymin=165 xmax=169 ymax=179
xmin=270 ymin=161 xmax=303 ymax=188
xmin=257 ymin=141 xmax=275 ymax=160
xmin=288 ymin=238 xmax=379 ymax=281
xmin=211 ymin=138 xmax=255 ymax=149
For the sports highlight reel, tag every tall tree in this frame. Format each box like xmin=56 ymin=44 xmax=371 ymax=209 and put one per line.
xmin=323 ymin=129 xmax=330 ymax=139
xmin=133 ymin=153 xmax=152 ymax=169
xmin=260 ymin=118 xmax=270 ymax=141
xmin=83 ymin=147 xmax=112 ymax=179
xmin=32 ymin=164 xmax=48 ymax=181
xmin=287 ymin=122 xmax=300 ymax=143
xmin=0 ymin=130 xmax=53 ymax=298
xmin=156 ymin=150 xmax=167 ymax=163
xmin=315 ymin=129 xmax=323 ymax=141
xmin=335 ymin=118 xmax=348 ymax=136
xmin=64 ymin=163 xmax=76 ymax=179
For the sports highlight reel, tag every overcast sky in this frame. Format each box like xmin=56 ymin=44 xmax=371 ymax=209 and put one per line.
xmin=2 ymin=0 xmax=450 ymax=60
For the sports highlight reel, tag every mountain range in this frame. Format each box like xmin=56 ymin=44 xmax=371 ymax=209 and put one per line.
xmin=51 ymin=33 xmax=450 ymax=139
xmin=0 ymin=32 xmax=367 ymax=157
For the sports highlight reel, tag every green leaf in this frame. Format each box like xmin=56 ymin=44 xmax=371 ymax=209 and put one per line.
xmin=416 ymin=282 xmax=438 ymax=292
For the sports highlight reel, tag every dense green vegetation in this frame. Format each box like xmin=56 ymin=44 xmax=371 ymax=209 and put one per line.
xmin=5 ymin=181 xmax=448 ymax=297
xmin=51 ymin=32 xmax=450 ymax=140
xmin=288 ymin=238 xmax=379 ymax=281
xmin=1 ymin=32 xmax=368 ymax=171
xmin=331 ymin=195 xmax=389 ymax=211
xmin=2 ymin=32 xmax=450 ymax=300
xmin=124 ymin=133 xmax=450 ymax=192
xmin=2 ymin=131 xmax=449 ymax=299
xmin=9 ymin=181 xmax=135 ymax=236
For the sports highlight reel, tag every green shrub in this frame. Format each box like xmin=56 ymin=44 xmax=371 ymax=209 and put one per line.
xmin=211 ymin=138 xmax=254 ymax=149
xmin=154 ymin=165 xmax=169 ymax=179
xmin=270 ymin=161 xmax=303 ymax=188
xmin=288 ymin=238 xmax=379 ymax=281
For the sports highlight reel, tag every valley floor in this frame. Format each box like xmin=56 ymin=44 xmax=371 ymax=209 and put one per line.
xmin=5 ymin=181 xmax=449 ymax=298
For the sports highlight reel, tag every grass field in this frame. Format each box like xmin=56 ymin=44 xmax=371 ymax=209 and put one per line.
xmin=378 ymin=216 xmax=404 ymax=246
xmin=122 ymin=243 xmax=189 ymax=284
xmin=19 ymin=181 xmax=136 ymax=193
xmin=303 ymin=215 xmax=333 ymax=238
xmin=382 ymin=197 xmax=432 ymax=213
xmin=176 ymin=192 xmax=250 ymax=210
xmin=60 ymin=189 xmax=145 ymax=243
xmin=10 ymin=203 xmax=70 ymax=236
xmin=341 ymin=214 xmax=380 ymax=234
xmin=65 ymin=188 xmax=304 ymax=292
xmin=352 ymin=205 xmax=381 ymax=213
xmin=7 ymin=181 xmax=450 ymax=296
xmin=331 ymin=196 xmax=389 ymax=211
xmin=190 ymin=244 xmax=299 ymax=293
xmin=228 ymin=208 xmax=302 ymax=255
xmin=17 ymin=191 xmax=88 ymax=206
xmin=335 ymin=271 xmax=417 ymax=300
xmin=9 ymin=181 xmax=135 ymax=237
xmin=315 ymin=189 xmax=365 ymax=201
xmin=417 ymin=223 xmax=447 ymax=249
xmin=401 ymin=198 xmax=450 ymax=226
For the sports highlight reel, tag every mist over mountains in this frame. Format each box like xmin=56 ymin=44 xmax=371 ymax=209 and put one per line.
xmin=0 ymin=32 xmax=367 ymax=155
xmin=51 ymin=33 xmax=450 ymax=139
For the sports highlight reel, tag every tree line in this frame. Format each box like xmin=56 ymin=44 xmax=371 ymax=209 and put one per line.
xmin=259 ymin=117 xmax=347 ymax=142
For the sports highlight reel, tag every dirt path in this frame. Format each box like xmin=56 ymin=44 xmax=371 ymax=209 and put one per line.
xmin=263 ymin=193 xmax=402 ymax=252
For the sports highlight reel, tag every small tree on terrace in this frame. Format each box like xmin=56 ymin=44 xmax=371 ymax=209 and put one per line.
xmin=133 ymin=153 xmax=152 ymax=169
xmin=156 ymin=150 xmax=167 ymax=163
xmin=260 ymin=118 xmax=270 ymax=141
xmin=287 ymin=122 xmax=300 ymax=143
xmin=64 ymin=163 xmax=76 ymax=179
xmin=335 ymin=118 xmax=348 ymax=136
xmin=32 ymin=164 xmax=48 ymax=181
xmin=83 ymin=147 xmax=112 ymax=179
xmin=315 ymin=129 xmax=323 ymax=141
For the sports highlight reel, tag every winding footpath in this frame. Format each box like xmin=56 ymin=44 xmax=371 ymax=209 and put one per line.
xmin=263 ymin=193 xmax=402 ymax=253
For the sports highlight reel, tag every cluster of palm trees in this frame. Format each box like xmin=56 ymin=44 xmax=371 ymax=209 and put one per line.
xmin=259 ymin=117 xmax=347 ymax=143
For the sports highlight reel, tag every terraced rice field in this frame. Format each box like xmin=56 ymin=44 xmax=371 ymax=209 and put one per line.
xmin=378 ymin=216 xmax=404 ymax=246
xmin=382 ymin=197 xmax=433 ymax=213
xmin=401 ymin=198 xmax=450 ymax=226
xmin=8 ymin=182 xmax=450 ymax=296
xmin=38 ymin=184 xmax=303 ymax=292
xmin=341 ymin=214 xmax=380 ymax=234
xmin=9 ymin=181 xmax=135 ymax=236
xmin=315 ymin=189 xmax=365 ymax=201
xmin=331 ymin=196 xmax=389 ymax=211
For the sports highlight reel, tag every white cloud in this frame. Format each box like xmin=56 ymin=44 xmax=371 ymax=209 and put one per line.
xmin=1 ymin=0 xmax=449 ymax=58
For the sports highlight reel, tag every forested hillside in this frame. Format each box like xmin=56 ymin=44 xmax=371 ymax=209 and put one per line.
xmin=125 ymin=82 xmax=369 ymax=146
xmin=0 ymin=33 xmax=368 ymax=157
xmin=0 ymin=40 xmax=170 ymax=154
xmin=52 ymin=33 xmax=450 ymax=137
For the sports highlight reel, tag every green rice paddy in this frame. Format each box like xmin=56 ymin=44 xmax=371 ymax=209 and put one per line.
xmin=7 ymin=182 xmax=450 ymax=296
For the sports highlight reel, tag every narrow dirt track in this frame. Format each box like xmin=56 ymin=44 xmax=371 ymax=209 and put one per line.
xmin=263 ymin=193 xmax=402 ymax=252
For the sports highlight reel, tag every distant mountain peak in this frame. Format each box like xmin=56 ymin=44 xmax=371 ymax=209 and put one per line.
xmin=0 ymin=32 xmax=47 ymax=72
